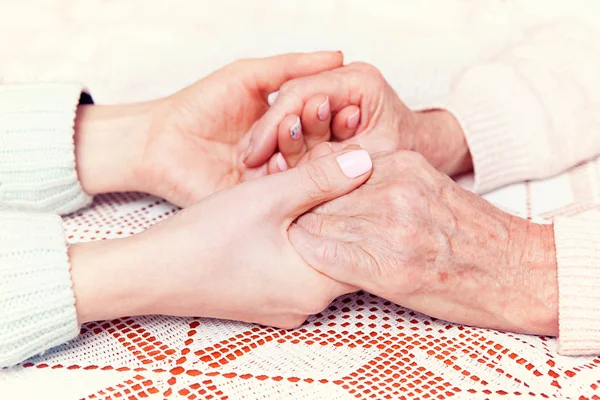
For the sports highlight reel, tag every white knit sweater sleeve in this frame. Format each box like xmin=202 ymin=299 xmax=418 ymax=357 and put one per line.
xmin=433 ymin=19 xmax=600 ymax=356
xmin=0 ymin=212 xmax=79 ymax=367
xmin=0 ymin=84 xmax=91 ymax=367
xmin=553 ymin=217 xmax=600 ymax=356
xmin=0 ymin=83 xmax=92 ymax=213
xmin=438 ymin=19 xmax=600 ymax=194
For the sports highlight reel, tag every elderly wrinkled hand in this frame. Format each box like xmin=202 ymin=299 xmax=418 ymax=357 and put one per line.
xmin=244 ymin=62 xmax=471 ymax=176
xmin=289 ymin=150 xmax=559 ymax=336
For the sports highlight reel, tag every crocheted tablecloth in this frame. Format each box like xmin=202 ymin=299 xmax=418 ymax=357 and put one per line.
xmin=2 ymin=158 xmax=600 ymax=400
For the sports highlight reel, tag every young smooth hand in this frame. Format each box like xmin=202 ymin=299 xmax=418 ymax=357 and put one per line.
xmin=69 ymin=146 xmax=373 ymax=329
xmin=74 ymin=52 xmax=344 ymax=207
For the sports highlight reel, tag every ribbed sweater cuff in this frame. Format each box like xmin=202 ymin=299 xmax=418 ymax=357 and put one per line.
xmin=554 ymin=218 xmax=600 ymax=356
xmin=425 ymin=64 xmax=549 ymax=194
xmin=0 ymin=212 xmax=79 ymax=367
xmin=0 ymin=83 xmax=93 ymax=214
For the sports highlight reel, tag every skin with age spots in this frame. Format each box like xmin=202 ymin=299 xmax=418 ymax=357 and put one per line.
xmin=289 ymin=150 xmax=559 ymax=337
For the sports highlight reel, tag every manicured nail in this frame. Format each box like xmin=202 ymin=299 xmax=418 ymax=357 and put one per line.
xmin=290 ymin=117 xmax=302 ymax=140
xmin=276 ymin=153 xmax=288 ymax=171
xmin=336 ymin=149 xmax=372 ymax=178
xmin=317 ymin=97 xmax=330 ymax=121
xmin=346 ymin=110 xmax=360 ymax=129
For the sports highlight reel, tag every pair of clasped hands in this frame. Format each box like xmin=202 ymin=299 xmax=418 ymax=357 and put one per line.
xmin=72 ymin=51 xmax=556 ymax=337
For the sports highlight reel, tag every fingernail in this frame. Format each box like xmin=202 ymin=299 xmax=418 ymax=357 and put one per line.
xmin=317 ymin=97 xmax=330 ymax=121
xmin=276 ymin=153 xmax=289 ymax=171
xmin=346 ymin=110 xmax=360 ymax=129
xmin=336 ymin=149 xmax=372 ymax=178
xmin=290 ymin=116 xmax=302 ymax=140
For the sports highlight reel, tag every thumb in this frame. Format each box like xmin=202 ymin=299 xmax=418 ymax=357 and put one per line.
xmin=288 ymin=225 xmax=365 ymax=288
xmin=267 ymin=147 xmax=372 ymax=221
xmin=244 ymin=51 xmax=343 ymax=96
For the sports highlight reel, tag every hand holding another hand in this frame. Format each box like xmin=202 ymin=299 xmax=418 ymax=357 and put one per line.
xmin=245 ymin=62 xmax=472 ymax=177
xmin=289 ymin=150 xmax=558 ymax=336
xmin=69 ymin=147 xmax=373 ymax=328
xmin=75 ymin=52 xmax=344 ymax=207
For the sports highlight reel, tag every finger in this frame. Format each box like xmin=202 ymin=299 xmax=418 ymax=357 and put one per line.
xmin=247 ymin=51 xmax=343 ymax=96
xmin=301 ymin=95 xmax=332 ymax=149
xmin=267 ymin=152 xmax=288 ymax=175
xmin=296 ymin=142 xmax=352 ymax=167
xmin=278 ymin=115 xmax=307 ymax=167
xmin=296 ymin=213 xmax=365 ymax=242
xmin=245 ymin=67 xmax=360 ymax=168
xmin=242 ymin=52 xmax=343 ymax=168
xmin=288 ymin=224 xmax=367 ymax=287
xmin=265 ymin=148 xmax=373 ymax=221
xmin=331 ymin=106 xmax=361 ymax=141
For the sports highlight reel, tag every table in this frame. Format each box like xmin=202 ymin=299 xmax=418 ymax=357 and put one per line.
xmin=2 ymin=158 xmax=600 ymax=399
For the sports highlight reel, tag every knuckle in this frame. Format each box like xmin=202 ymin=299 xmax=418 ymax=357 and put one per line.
xmin=229 ymin=58 xmax=251 ymax=70
xmin=405 ymin=150 xmax=428 ymax=165
xmin=382 ymin=185 xmax=408 ymax=214
xmin=301 ymin=214 xmax=324 ymax=236
xmin=279 ymin=80 xmax=299 ymax=95
xmin=390 ymin=150 xmax=426 ymax=172
xmin=348 ymin=61 xmax=383 ymax=79
xmin=321 ymin=240 xmax=341 ymax=261
xmin=386 ymin=182 xmax=406 ymax=200
xmin=302 ymin=163 xmax=333 ymax=196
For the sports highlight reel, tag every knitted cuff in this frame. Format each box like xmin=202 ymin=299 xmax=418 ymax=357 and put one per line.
xmin=424 ymin=64 xmax=550 ymax=194
xmin=554 ymin=218 xmax=600 ymax=356
xmin=0 ymin=212 xmax=79 ymax=367
xmin=0 ymin=83 xmax=93 ymax=214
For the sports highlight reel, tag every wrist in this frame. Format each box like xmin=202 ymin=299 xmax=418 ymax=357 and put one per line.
xmin=69 ymin=236 xmax=154 ymax=323
xmin=504 ymin=218 xmax=558 ymax=336
xmin=413 ymin=109 xmax=473 ymax=176
xmin=74 ymin=102 xmax=155 ymax=195
xmin=441 ymin=189 xmax=557 ymax=336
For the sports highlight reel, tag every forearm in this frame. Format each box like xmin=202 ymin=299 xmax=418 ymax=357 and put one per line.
xmin=393 ymin=185 xmax=559 ymax=337
xmin=0 ymin=214 xmax=163 ymax=367
xmin=69 ymin=235 xmax=156 ymax=324
xmin=413 ymin=109 xmax=472 ymax=177
xmin=452 ymin=192 xmax=558 ymax=335
xmin=74 ymin=102 xmax=154 ymax=196
xmin=501 ymin=215 xmax=558 ymax=336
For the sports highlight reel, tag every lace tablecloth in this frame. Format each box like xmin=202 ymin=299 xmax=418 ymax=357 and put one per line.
xmin=1 ymin=158 xmax=600 ymax=400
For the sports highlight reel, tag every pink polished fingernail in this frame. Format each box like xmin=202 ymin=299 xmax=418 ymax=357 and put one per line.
xmin=290 ymin=116 xmax=302 ymax=140
xmin=276 ymin=153 xmax=289 ymax=171
xmin=336 ymin=149 xmax=372 ymax=178
xmin=317 ymin=96 xmax=330 ymax=121
xmin=346 ymin=109 xmax=360 ymax=129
